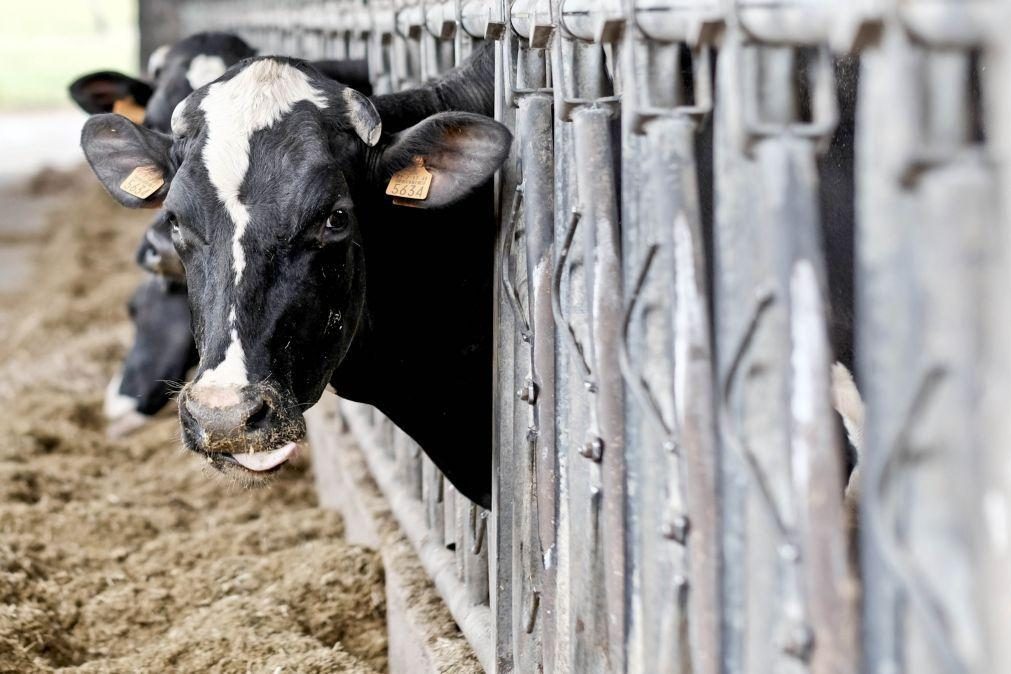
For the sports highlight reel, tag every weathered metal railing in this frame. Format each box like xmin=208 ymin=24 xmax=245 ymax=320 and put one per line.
xmin=173 ymin=1 xmax=1010 ymax=671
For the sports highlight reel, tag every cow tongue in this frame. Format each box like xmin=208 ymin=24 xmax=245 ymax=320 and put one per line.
xmin=230 ymin=442 xmax=299 ymax=471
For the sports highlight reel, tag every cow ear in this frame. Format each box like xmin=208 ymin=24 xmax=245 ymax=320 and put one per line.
xmin=81 ymin=114 xmax=173 ymax=209
xmin=68 ymin=71 xmax=154 ymax=116
xmin=342 ymin=88 xmax=382 ymax=146
xmin=377 ymin=112 xmax=513 ymax=209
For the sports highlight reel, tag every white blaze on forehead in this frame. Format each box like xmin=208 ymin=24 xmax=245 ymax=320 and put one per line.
xmin=199 ymin=58 xmax=328 ymax=286
xmin=186 ymin=54 xmax=228 ymax=90
xmin=196 ymin=59 xmax=327 ymax=387
xmin=198 ymin=328 xmax=249 ymax=387
xmin=147 ymin=44 xmax=170 ymax=78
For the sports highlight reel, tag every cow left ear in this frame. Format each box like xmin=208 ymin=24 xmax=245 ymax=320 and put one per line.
xmin=81 ymin=114 xmax=173 ymax=209
xmin=69 ymin=71 xmax=154 ymax=117
xmin=377 ymin=112 xmax=513 ymax=209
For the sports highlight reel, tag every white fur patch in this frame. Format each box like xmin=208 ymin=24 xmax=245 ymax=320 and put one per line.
xmin=147 ymin=44 xmax=170 ymax=78
xmin=104 ymin=372 xmax=137 ymax=419
xmin=171 ymin=98 xmax=190 ymax=136
xmin=198 ymin=58 xmax=328 ymax=286
xmin=197 ymin=328 xmax=249 ymax=387
xmin=186 ymin=54 xmax=228 ymax=90
xmin=831 ymin=362 xmax=865 ymax=453
xmin=342 ymin=88 xmax=382 ymax=146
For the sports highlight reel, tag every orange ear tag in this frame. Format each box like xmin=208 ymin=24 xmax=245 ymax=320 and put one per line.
xmin=112 ymin=96 xmax=147 ymax=125
xmin=386 ymin=157 xmax=432 ymax=205
xmin=119 ymin=166 xmax=165 ymax=199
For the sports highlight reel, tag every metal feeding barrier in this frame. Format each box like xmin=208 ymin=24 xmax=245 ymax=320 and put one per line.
xmin=174 ymin=1 xmax=1011 ymax=672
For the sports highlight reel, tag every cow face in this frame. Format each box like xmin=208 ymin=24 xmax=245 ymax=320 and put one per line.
xmin=136 ymin=210 xmax=186 ymax=281
xmin=81 ymin=57 xmax=511 ymax=477
xmin=104 ymin=277 xmax=198 ymax=437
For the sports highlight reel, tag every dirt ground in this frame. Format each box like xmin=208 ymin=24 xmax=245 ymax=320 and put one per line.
xmin=0 ymin=168 xmax=388 ymax=673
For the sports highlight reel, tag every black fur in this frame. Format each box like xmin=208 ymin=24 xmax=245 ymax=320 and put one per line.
xmin=117 ymin=277 xmax=198 ymax=415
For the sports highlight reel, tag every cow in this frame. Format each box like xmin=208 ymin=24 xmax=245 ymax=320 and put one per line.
xmin=70 ymin=32 xmax=258 ymax=132
xmin=73 ymin=32 xmax=373 ymax=435
xmin=104 ymin=276 xmax=198 ymax=438
xmin=135 ymin=210 xmax=186 ymax=281
xmin=80 ymin=43 xmax=510 ymax=506
xmin=70 ymin=32 xmax=371 ymax=131
xmin=73 ymin=33 xmax=257 ymax=433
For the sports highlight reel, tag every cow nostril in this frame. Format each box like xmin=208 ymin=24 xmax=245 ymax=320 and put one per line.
xmin=245 ymin=400 xmax=272 ymax=431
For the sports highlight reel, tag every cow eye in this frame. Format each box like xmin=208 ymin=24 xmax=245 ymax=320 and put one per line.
xmin=166 ymin=212 xmax=193 ymax=250
xmin=323 ymin=209 xmax=352 ymax=242
xmin=326 ymin=210 xmax=348 ymax=230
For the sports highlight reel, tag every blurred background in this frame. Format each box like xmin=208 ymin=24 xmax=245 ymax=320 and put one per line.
xmin=0 ymin=0 xmax=163 ymax=300
xmin=0 ymin=0 xmax=139 ymax=184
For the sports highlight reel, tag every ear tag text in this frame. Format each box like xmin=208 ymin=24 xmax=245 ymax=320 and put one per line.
xmin=112 ymin=96 xmax=147 ymax=125
xmin=120 ymin=166 xmax=165 ymax=199
xmin=386 ymin=157 xmax=432 ymax=203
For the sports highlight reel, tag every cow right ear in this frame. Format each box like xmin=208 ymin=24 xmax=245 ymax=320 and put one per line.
xmin=81 ymin=114 xmax=173 ymax=209
xmin=69 ymin=71 xmax=154 ymax=116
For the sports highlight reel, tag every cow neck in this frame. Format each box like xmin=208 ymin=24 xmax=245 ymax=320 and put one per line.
xmin=329 ymin=181 xmax=496 ymax=507
xmin=326 ymin=44 xmax=498 ymax=504
xmin=368 ymin=41 xmax=496 ymax=133
xmin=330 ymin=182 xmax=496 ymax=404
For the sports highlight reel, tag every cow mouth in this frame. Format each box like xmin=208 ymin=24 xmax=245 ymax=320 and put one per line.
xmin=212 ymin=441 xmax=300 ymax=473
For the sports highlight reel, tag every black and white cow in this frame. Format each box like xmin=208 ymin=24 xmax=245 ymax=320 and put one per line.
xmin=80 ymin=44 xmax=510 ymax=506
xmin=71 ymin=32 xmax=372 ymax=131
xmin=135 ymin=210 xmax=186 ymax=281
xmin=105 ymin=276 xmax=198 ymax=438
xmin=70 ymin=32 xmax=258 ymax=132
xmin=73 ymin=32 xmax=374 ymax=435
xmin=73 ymin=33 xmax=258 ymax=433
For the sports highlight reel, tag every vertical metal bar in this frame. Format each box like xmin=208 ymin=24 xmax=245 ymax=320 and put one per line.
xmin=423 ymin=456 xmax=445 ymax=537
xmin=714 ymin=8 xmax=859 ymax=672
xmin=465 ymin=505 xmax=492 ymax=606
xmin=519 ymin=91 xmax=558 ymax=674
xmin=850 ymin=4 xmax=999 ymax=672
xmin=502 ymin=4 xmax=558 ymax=668
xmin=980 ymin=4 xmax=1011 ymax=672
xmin=571 ymin=103 xmax=626 ymax=674
xmin=492 ymin=7 xmax=518 ymax=669
xmin=548 ymin=13 xmax=576 ymax=674
xmin=444 ymin=480 xmax=457 ymax=552
xmin=619 ymin=4 xmax=724 ymax=671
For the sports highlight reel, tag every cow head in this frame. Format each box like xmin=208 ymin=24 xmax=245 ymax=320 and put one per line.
xmin=81 ymin=57 xmax=511 ymax=477
xmin=69 ymin=32 xmax=257 ymax=131
xmin=104 ymin=277 xmax=198 ymax=437
xmin=136 ymin=210 xmax=186 ymax=281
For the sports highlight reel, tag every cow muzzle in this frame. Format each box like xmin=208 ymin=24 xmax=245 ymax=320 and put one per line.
xmin=178 ymin=382 xmax=305 ymax=475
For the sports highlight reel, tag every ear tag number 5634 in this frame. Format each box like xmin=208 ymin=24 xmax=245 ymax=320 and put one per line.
xmin=386 ymin=157 xmax=432 ymax=202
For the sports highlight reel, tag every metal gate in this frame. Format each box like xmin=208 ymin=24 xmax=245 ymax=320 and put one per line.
xmin=174 ymin=1 xmax=1011 ymax=672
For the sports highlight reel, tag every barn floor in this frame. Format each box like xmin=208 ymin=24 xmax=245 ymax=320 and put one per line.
xmin=0 ymin=168 xmax=389 ymax=672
